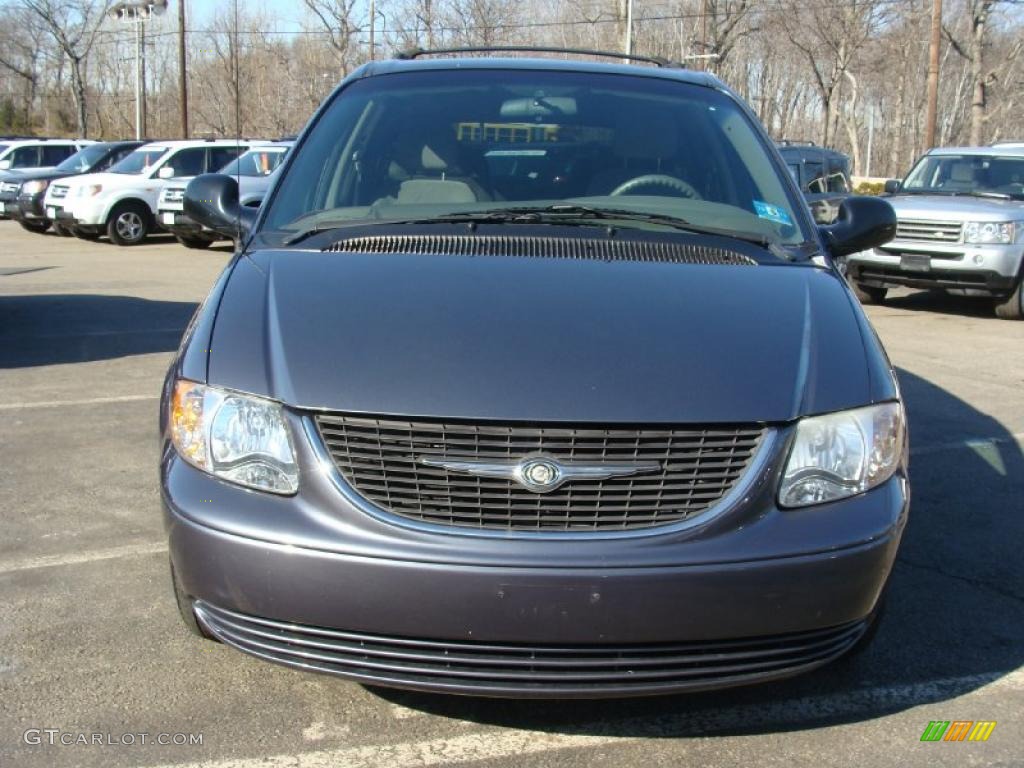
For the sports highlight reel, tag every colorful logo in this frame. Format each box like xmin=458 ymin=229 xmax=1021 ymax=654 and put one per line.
xmin=920 ymin=721 xmax=996 ymax=742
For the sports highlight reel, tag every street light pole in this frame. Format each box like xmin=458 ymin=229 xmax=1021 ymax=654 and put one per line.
xmin=110 ymin=2 xmax=168 ymax=141
xmin=624 ymin=0 xmax=633 ymax=56
xmin=135 ymin=18 xmax=143 ymax=139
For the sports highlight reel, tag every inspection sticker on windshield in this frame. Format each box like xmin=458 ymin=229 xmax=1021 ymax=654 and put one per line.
xmin=753 ymin=200 xmax=792 ymax=226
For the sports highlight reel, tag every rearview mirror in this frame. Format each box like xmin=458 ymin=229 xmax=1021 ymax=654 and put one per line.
xmin=184 ymin=174 xmax=257 ymax=242
xmin=820 ymin=196 xmax=896 ymax=258
xmin=158 ymin=166 xmax=175 ymax=179
xmin=883 ymin=179 xmax=901 ymax=194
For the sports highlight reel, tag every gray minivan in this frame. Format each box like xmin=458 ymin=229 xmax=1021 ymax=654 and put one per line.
xmin=161 ymin=52 xmax=903 ymax=698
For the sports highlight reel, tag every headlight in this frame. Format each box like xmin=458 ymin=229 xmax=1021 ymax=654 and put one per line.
xmin=77 ymin=184 xmax=103 ymax=197
xmin=22 ymin=179 xmax=48 ymax=194
xmin=779 ymin=403 xmax=904 ymax=508
xmin=169 ymin=380 xmax=298 ymax=494
xmin=963 ymin=221 xmax=1014 ymax=244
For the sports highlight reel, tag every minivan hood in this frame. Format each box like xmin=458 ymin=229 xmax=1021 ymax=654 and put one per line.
xmin=887 ymin=193 xmax=1023 ymax=220
xmin=207 ymin=249 xmax=879 ymax=423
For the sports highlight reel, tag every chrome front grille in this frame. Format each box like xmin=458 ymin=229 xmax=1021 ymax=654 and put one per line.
xmin=1 ymin=182 xmax=20 ymax=194
xmin=895 ymin=218 xmax=962 ymax=243
xmin=50 ymin=184 xmax=69 ymax=199
xmin=162 ymin=187 xmax=185 ymax=204
xmin=314 ymin=414 xmax=766 ymax=532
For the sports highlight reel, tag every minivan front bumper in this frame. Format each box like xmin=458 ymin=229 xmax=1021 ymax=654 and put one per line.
xmin=163 ymin=423 xmax=908 ymax=697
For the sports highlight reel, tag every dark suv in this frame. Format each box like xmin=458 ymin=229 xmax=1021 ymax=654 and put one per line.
xmin=162 ymin=53 xmax=902 ymax=698
xmin=778 ymin=141 xmax=852 ymax=224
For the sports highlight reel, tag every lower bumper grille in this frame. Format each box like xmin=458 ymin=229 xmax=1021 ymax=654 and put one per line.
xmin=852 ymin=264 xmax=1011 ymax=293
xmin=194 ymin=601 xmax=865 ymax=697
xmin=314 ymin=414 xmax=766 ymax=532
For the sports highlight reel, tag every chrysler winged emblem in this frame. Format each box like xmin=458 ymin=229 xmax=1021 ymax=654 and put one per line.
xmin=421 ymin=453 xmax=661 ymax=493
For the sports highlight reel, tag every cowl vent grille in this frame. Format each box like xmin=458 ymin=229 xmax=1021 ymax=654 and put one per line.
xmin=322 ymin=234 xmax=758 ymax=265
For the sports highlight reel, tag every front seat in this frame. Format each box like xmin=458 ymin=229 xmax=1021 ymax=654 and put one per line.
xmin=940 ymin=161 xmax=976 ymax=192
xmin=587 ymin=113 xmax=681 ymax=195
xmin=397 ymin=133 xmax=491 ymax=204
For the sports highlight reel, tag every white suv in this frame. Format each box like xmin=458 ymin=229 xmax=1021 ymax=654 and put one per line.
xmin=0 ymin=138 xmax=93 ymax=218
xmin=42 ymin=139 xmax=260 ymax=245
xmin=158 ymin=141 xmax=291 ymax=248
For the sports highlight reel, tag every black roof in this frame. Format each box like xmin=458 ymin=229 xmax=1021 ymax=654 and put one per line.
xmin=352 ymin=55 xmax=721 ymax=90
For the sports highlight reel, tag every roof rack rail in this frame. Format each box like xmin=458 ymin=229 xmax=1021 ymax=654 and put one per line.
xmin=777 ymin=139 xmax=817 ymax=147
xmin=395 ymin=45 xmax=683 ymax=69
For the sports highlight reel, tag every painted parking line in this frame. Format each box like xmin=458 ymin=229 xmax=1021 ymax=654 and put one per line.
xmin=0 ymin=542 xmax=168 ymax=576
xmin=149 ymin=667 xmax=1024 ymax=768
xmin=0 ymin=394 xmax=158 ymax=411
xmin=910 ymin=433 xmax=1024 ymax=457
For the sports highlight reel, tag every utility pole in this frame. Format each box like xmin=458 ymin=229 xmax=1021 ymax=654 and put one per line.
xmin=924 ymin=0 xmax=942 ymax=148
xmin=369 ymin=0 xmax=375 ymax=60
xmin=178 ymin=0 xmax=188 ymax=138
xmin=699 ymin=0 xmax=708 ymax=71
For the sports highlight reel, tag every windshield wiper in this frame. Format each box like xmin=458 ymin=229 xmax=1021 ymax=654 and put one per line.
xmin=959 ymin=190 xmax=1012 ymax=200
xmin=394 ymin=204 xmax=780 ymax=245
xmin=283 ymin=204 xmax=794 ymax=256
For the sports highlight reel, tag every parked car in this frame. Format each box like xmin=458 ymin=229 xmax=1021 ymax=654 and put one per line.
xmin=43 ymin=139 xmax=259 ymax=245
xmin=163 ymin=53 xmax=902 ymax=698
xmin=157 ymin=141 xmax=291 ymax=249
xmin=845 ymin=145 xmax=1024 ymax=319
xmin=777 ymin=141 xmax=852 ymax=224
xmin=0 ymin=138 xmax=94 ymax=219
xmin=2 ymin=141 xmax=143 ymax=234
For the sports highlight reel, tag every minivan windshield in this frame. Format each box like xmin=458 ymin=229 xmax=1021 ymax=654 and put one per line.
xmin=262 ymin=69 xmax=811 ymax=247
xmin=219 ymin=147 xmax=289 ymax=176
xmin=902 ymin=153 xmax=1024 ymax=200
xmin=55 ymin=143 xmax=110 ymax=173
xmin=110 ymin=147 xmax=168 ymax=175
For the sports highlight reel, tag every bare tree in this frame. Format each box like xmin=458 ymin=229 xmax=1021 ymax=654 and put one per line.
xmin=303 ymin=0 xmax=363 ymax=75
xmin=781 ymin=0 xmax=889 ymax=147
xmin=944 ymin=0 xmax=1022 ymax=144
xmin=20 ymin=0 xmax=111 ymax=137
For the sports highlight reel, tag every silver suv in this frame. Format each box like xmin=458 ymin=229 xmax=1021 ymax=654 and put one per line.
xmin=845 ymin=145 xmax=1024 ymax=319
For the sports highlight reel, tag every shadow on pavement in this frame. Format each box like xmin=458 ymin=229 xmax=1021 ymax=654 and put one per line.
xmin=0 ymin=293 xmax=198 ymax=368
xmin=884 ymin=289 xmax=999 ymax=319
xmin=371 ymin=367 xmax=1024 ymax=736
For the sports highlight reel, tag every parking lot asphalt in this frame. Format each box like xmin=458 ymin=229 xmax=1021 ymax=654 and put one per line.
xmin=0 ymin=220 xmax=1022 ymax=768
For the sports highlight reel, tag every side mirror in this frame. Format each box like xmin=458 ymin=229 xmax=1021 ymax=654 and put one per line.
xmin=0 ymin=160 xmax=10 ymax=170
xmin=820 ymin=195 xmax=896 ymax=258
xmin=883 ymin=179 xmax=901 ymax=194
xmin=158 ymin=166 xmax=175 ymax=179
xmin=184 ymin=173 xmax=257 ymax=242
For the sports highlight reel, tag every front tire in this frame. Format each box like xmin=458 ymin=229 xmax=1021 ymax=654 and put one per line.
xmin=852 ymin=283 xmax=887 ymax=305
xmin=176 ymin=235 xmax=214 ymax=250
xmin=19 ymin=219 xmax=50 ymax=234
xmin=106 ymin=202 xmax=151 ymax=246
xmin=993 ymin=279 xmax=1023 ymax=320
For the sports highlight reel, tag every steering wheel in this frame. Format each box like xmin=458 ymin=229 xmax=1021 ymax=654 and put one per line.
xmin=610 ymin=174 xmax=702 ymax=199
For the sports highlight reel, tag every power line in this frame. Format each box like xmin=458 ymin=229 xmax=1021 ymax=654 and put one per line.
xmin=83 ymin=0 xmax=933 ymax=47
